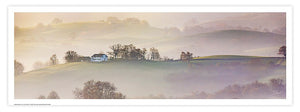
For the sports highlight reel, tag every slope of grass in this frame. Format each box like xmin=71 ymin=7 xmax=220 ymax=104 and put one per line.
xmin=15 ymin=57 xmax=286 ymax=99
xmin=193 ymin=55 xmax=263 ymax=60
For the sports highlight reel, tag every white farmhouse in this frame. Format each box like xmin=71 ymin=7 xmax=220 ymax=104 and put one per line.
xmin=91 ymin=54 xmax=108 ymax=62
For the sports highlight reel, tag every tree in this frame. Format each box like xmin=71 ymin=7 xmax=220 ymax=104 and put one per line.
xmin=150 ymin=47 xmax=160 ymax=61
xmin=64 ymin=50 xmax=79 ymax=62
xmin=109 ymin=44 xmax=122 ymax=59
xmin=109 ymin=44 xmax=147 ymax=60
xmin=51 ymin=18 xmax=63 ymax=24
xmin=186 ymin=52 xmax=193 ymax=61
xmin=50 ymin=54 xmax=59 ymax=65
xmin=141 ymin=48 xmax=147 ymax=60
xmin=14 ymin=60 xmax=24 ymax=76
xmin=33 ymin=61 xmax=46 ymax=70
xmin=37 ymin=95 xmax=46 ymax=99
xmin=180 ymin=51 xmax=193 ymax=62
xmin=278 ymin=46 xmax=286 ymax=57
xmin=73 ymin=80 xmax=125 ymax=99
xmin=47 ymin=91 xmax=60 ymax=99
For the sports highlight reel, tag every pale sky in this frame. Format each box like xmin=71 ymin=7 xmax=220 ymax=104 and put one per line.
xmin=14 ymin=12 xmax=263 ymax=29
xmin=14 ymin=12 xmax=286 ymax=72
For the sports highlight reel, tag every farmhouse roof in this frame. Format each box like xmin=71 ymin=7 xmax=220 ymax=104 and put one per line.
xmin=92 ymin=54 xmax=107 ymax=57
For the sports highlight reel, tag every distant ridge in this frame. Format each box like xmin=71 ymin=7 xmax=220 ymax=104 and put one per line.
xmin=193 ymin=55 xmax=265 ymax=60
xmin=188 ymin=29 xmax=285 ymax=38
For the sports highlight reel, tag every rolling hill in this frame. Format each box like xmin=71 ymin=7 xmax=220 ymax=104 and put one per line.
xmin=15 ymin=18 xmax=286 ymax=72
xmin=15 ymin=56 xmax=286 ymax=99
xmin=193 ymin=55 xmax=263 ymax=60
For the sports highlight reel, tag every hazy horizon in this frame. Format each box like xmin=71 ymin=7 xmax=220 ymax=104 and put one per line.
xmin=14 ymin=12 xmax=286 ymax=72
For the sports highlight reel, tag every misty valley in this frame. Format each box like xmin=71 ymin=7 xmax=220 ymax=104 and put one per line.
xmin=14 ymin=13 xmax=286 ymax=99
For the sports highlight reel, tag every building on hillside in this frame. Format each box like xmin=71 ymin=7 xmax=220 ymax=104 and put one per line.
xmin=91 ymin=54 xmax=108 ymax=62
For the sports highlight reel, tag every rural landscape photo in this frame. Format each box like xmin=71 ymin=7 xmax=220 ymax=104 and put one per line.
xmin=14 ymin=12 xmax=286 ymax=99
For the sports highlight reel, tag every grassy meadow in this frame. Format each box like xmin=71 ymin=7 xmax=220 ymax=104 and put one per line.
xmin=15 ymin=55 xmax=286 ymax=99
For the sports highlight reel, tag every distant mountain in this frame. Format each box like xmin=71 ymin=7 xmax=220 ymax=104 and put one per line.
xmin=193 ymin=55 xmax=263 ymax=60
xmin=14 ymin=17 xmax=286 ymax=72
xmin=183 ymin=13 xmax=286 ymax=35
xmin=152 ymin=30 xmax=285 ymax=58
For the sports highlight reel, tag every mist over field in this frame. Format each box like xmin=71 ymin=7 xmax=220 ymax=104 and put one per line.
xmin=15 ymin=57 xmax=286 ymax=99
xmin=14 ymin=13 xmax=286 ymax=71
xmin=14 ymin=12 xmax=286 ymax=99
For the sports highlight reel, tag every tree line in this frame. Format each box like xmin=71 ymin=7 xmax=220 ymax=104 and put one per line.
xmin=14 ymin=45 xmax=287 ymax=75
xmin=108 ymin=44 xmax=161 ymax=61
xmin=63 ymin=44 xmax=162 ymax=62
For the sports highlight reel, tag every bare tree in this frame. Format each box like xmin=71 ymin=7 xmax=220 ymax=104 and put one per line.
xmin=109 ymin=44 xmax=122 ymax=59
xmin=51 ymin=18 xmax=63 ymax=24
xmin=14 ymin=60 xmax=24 ymax=76
xmin=73 ymin=80 xmax=125 ymax=99
xmin=64 ymin=50 xmax=79 ymax=62
xmin=47 ymin=91 xmax=60 ymax=99
xmin=150 ymin=47 xmax=160 ymax=61
xmin=278 ymin=46 xmax=286 ymax=57
xmin=141 ymin=48 xmax=147 ymax=60
xmin=50 ymin=54 xmax=59 ymax=65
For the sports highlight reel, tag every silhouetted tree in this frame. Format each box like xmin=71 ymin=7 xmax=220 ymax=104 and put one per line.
xmin=109 ymin=44 xmax=122 ymax=59
xmin=14 ymin=60 xmax=24 ymax=76
xmin=64 ymin=50 xmax=79 ymax=62
xmin=50 ymin=54 xmax=59 ymax=65
xmin=47 ymin=91 xmax=60 ymax=99
xmin=141 ymin=48 xmax=147 ymax=60
xmin=278 ymin=46 xmax=286 ymax=57
xmin=73 ymin=80 xmax=125 ymax=99
xmin=180 ymin=52 xmax=186 ymax=60
xmin=180 ymin=51 xmax=193 ymax=62
xmin=150 ymin=47 xmax=160 ymax=61
xmin=109 ymin=44 xmax=147 ymax=60
xmin=51 ymin=18 xmax=63 ymax=24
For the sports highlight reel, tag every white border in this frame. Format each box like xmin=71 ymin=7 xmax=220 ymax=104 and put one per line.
xmin=8 ymin=6 xmax=293 ymax=106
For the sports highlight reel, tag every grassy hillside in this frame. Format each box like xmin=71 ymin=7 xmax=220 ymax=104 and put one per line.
xmin=193 ymin=55 xmax=263 ymax=60
xmin=15 ymin=57 xmax=286 ymax=99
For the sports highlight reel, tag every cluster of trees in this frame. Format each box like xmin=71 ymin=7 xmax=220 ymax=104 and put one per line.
xmin=214 ymin=78 xmax=286 ymax=99
xmin=149 ymin=47 xmax=160 ymax=61
xmin=183 ymin=78 xmax=286 ymax=99
xmin=37 ymin=80 xmax=125 ymax=99
xmin=73 ymin=80 xmax=125 ymax=99
xmin=64 ymin=50 xmax=94 ymax=62
xmin=33 ymin=54 xmax=59 ymax=70
xmin=64 ymin=51 xmax=80 ymax=62
xmin=180 ymin=52 xmax=193 ymax=61
xmin=38 ymin=91 xmax=60 ymax=99
xmin=108 ymin=44 xmax=148 ymax=60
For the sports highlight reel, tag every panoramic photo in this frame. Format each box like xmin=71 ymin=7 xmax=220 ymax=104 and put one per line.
xmin=14 ymin=12 xmax=286 ymax=99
